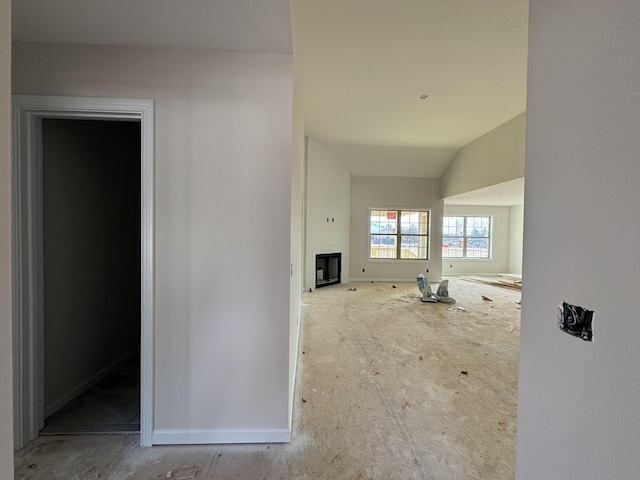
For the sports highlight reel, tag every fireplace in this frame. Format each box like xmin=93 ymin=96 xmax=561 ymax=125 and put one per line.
xmin=315 ymin=253 xmax=341 ymax=288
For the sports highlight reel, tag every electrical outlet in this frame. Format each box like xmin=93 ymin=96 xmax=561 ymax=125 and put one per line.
xmin=558 ymin=302 xmax=594 ymax=342
xmin=362 ymin=268 xmax=365 ymax=272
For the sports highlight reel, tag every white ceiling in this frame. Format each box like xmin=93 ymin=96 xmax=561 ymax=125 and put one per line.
xmin=12 ymin=0 xmax=529 ymax=203
xmin=444 ymin=178 xmax=524 ymax=206
xmin=326 ymin=143 xmax=458 ymax=178
xmin=293 ymin=1 xmax=528 ymax=149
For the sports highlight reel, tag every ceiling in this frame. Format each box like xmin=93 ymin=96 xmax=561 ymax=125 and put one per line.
xmin=12 ymin=0 xmax=529 ymax=204
xmin=443 ymin=178 xmax=524 ymax=206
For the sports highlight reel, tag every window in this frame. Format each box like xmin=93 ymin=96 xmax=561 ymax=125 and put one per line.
xmin=369 ymin=209 xmax=430 ymax=259
xmin=442 ymin=216 xmax=491 ymax=258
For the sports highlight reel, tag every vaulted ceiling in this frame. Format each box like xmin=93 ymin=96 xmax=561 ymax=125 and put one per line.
xmin=12 ymin=0 xmax=528 ymax=201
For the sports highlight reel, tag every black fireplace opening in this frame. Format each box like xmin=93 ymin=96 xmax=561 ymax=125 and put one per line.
xmin=316 ymin=253 xmax=341 ymax=288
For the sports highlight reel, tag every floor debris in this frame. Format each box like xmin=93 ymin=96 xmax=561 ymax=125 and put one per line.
xmin=169 ymin=467 xmax=199 ymax=480
xmin=14 ymin=279 xmax=521 ymax=480
xmin=481 ymin=295 xmax=493 ymax=301
xmin=461 ymin=274 xmax=522 ymax=290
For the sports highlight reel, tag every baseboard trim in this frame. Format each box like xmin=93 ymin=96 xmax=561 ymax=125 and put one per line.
xmin=348 ymin=278 xmax=442 ymax=283
xmin=44 ymin=350 xmax=138 ymax=418
xmin=152 ymin=428 xmax=292 ymax=445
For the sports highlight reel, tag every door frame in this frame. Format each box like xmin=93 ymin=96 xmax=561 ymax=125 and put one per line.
xmin=12 ymin=95 xmax=155 ymax=448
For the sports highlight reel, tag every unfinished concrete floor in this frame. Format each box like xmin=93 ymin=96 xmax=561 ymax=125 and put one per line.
xmin=15 ymin=278 xmax=521 ymax=479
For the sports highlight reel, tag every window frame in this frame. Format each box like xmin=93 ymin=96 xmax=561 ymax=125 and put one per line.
xmin=442 ymin=215 xmax=493 ymax=259
xmin=368 ymin=208 xmax=431 ymax=261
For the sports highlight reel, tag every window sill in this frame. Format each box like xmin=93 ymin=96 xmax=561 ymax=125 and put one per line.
xmin=443 ymin=257 xmax=494 ymax=261
xmin=368 ymin=258 xmax=432 ymax=264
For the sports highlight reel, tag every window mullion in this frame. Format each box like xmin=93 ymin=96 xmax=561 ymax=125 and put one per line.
xmin=395 ymin=211 xmax=401 ymax=258
xmin=462 ymin=217 xmax=467 ymax=257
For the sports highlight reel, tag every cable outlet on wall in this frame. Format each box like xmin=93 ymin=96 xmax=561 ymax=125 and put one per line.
xmin=362 ymin=268 xmax=365 ymax=272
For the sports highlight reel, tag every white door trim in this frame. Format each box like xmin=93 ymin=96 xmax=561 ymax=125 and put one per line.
xmin=11 ymin=95 xmax=155 ymax=448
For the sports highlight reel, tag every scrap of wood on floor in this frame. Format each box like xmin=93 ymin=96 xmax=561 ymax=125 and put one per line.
xmin=460 ymin=273 xmax=522 ymax=290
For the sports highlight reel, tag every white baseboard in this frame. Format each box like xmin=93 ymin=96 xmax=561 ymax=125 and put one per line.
xmin=152 ymin=428 xmax=292 ymax=445
xmin=348 ymin=277 xmax=442 ymax=283
xmin=44 ymin=349 xmax=138 ymax=418
xmin=444 ymin=273 xmax=500 ymax=277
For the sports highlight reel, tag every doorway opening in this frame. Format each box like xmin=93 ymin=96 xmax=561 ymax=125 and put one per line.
xmin=39 ymin=118 xmax=141 ymax=434
xmin=12 ymin=96 xmax=155 ymax=448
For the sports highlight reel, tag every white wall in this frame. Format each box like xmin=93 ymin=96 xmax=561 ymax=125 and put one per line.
xmin=508 ymin=205 xmax=523 ymax=274
xmin=288 ymin=37 xmax=304 ymax=426
xmin=12 ymin=42 xmax=293 ymax=443
xmin=349 ymin=176 xmax=443 ymax=282
xmin=442 ymin=205 xmax=511 ymax=276
xmin=517 ymin=2 xmax=640 ymax=478
xmin=440 ymin=113 xmax=526 ymax=199
xmin=305 ymin=138 xmax=350 ymax=290
xmin=0 ymin=0 xmax=13 ymax=470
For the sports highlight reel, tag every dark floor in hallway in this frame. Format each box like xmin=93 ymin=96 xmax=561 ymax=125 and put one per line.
xmin=41 ymin=355 xmax=140 ymax=435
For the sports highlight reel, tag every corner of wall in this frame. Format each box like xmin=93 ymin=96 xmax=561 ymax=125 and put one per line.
xmin=304 ymin=138 xmax=351 ymax=291
xmin=440 ymin=112 xmax=526 ymax=200
xmin=0 ymin=0 xmax=14 ymax=468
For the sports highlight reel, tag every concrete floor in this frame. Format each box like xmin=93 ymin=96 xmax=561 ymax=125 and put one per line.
xmin=15 ymin=278 xmax=521 ymax=479
xmin=41 ymin=355 xmax=140 ymax=434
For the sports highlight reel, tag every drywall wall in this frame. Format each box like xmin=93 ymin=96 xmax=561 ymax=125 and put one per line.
xmin=0 ymin=0 xmax=13 ymax=471
xmin=349 ymin=176 xmax=443 ymax=282
xmin=12 ymin=42 xmax=293 ymax=443
xmin=41 ymin=119 xmax=140 ymax=415
xmin=508 ymin=205 xmax=523 ymax=274
xmin=517 ymin=2 xmax=640 ymax=478
xmin=288 ymin=35 xmax=304 ymax=426
xmin=442 ymin=205 xmax=511 ymax=276
xmin=305 ymin=138 xmax=350 ymax=290
xmin=440 ymin=112 xmax=525 ymax=199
